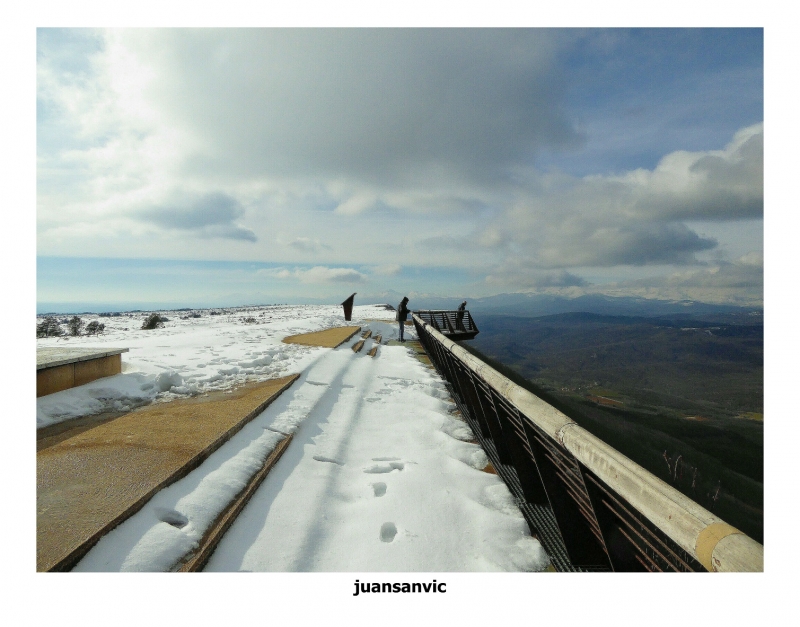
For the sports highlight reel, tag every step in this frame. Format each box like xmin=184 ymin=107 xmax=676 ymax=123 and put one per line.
xmin=37 ymin=347 xmax=129 ymax=397
xmin=37 ymin=374 xmax=299 ymax=571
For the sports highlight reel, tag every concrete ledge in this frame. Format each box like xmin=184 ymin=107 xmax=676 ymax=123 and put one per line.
xmin=37 ymin=347 xmax=129 ymax=370
xmin=37 ymin=348 xmax=128 ymax=397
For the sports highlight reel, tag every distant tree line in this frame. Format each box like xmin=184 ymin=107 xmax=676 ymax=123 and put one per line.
xmin=36 ymin=316 xmax=105 ymax=338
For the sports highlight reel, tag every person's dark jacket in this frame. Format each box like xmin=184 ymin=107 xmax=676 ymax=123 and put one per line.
xmin=398 ymin=299 xmax=410 ymax=322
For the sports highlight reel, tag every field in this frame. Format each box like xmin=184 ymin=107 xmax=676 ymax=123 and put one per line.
xmin=468 ymin=312 xmax=764 ymax=542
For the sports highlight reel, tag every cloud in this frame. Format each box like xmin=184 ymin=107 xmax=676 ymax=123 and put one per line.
xmin=599 ymin=252 xmax=764 ymax=305
xmin=416 ymin=235 xmax=464 ymax=251
xmin=399 ymin=125 xmax=758 ymax=274
xmin=491 ymin=125 xmax=761 ymax=270
xmin=484 ymin=251 xmax=763 ymax=306
xmin=334 ymin=194 xmax=379 ymax=216
xmin=36 ymin=29 xmax=762 ymax=307
xmin=414 ymin=227 xmax=509 ymax=256
xmin=134 ymin=192 xmax=256 ymax=241
xmin=543 ymin=223 xmax=717 ymax=268
xmin=261 ymin=266 xmax=366 ymax=284
xmin=114 ymin=29 xmax=581 ymax=186
xmin=662 ymin=253 xmax=763 ymax=290
xmin=372 ymin=264 xmax=402 ymax=276
xmin=623 ymin=123 xmax=763 ymax=221
xmin=288 ymin=237 xmax=331 ymax=253
xmin=485 ymin=263 xmax=589 ymax=290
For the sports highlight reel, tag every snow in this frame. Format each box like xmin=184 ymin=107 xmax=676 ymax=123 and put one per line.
xmin=38 ymin=304 xmax=549 ymax=572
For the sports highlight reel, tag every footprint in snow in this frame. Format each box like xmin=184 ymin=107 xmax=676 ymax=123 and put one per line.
xmin=364 ymin=461 xmax=404 ymax=474
xmin=372 ymin=482 xmax=387 ymax=497
xmin=313 ymin=455 xmax=344 ymax=465
xmin=156 ymin=508 xmax=188 ymax=529
xmin=380 ymin=522 xmax=397 ymax=543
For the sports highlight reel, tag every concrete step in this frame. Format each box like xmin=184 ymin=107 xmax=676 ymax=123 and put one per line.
xmin=177 ymin=433 xmax=294 ymax=572
xmin=37 ymin=375 xmax=299 ymax=571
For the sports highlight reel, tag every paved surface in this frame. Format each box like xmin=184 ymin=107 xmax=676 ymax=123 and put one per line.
xmin=37 ymin=347 xmax=129 ymax=370
xmin=386 ymin=339 xmax=432 ymax=367
xmin=37 ymin=374 xmax=298 ymax=571
xmin=282 ymin=326 xmax=361 ymax=348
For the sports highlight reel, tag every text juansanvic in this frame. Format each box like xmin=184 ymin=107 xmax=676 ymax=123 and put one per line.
xmin=353 ymin=579 xmax=446 ymax=596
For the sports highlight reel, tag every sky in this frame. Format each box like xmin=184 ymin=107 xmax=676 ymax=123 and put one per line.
xmin=36 ymin=27 xmax=763 ymax=310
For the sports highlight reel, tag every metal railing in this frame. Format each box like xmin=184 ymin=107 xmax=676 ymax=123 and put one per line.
xmin=412 ymin=313 xmax=763 ymax=572
xmin=414 ymin=309 xmax=479 ymax=340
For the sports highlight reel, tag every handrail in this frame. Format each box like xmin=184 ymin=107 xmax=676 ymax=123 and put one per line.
xmin=412 ymin=313 xmax=763 ymax=572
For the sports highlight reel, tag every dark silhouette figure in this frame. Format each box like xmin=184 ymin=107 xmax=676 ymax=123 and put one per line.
xmin=341 ymin=293 xmax=357 ymax=321
xmin=456 ymin=301 xmax=467 ymax=331
xmin=397 ymin=297 xmax=410 ymax=342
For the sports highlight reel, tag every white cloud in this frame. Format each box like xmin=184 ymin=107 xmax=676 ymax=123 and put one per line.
xmin=288 ymin=237 xmax=330 ymax=253
xmin=36 ymin=29 xmax=762 ymax=306
xmin=616 ymin=123 xmax=763 ymax=221
xmin=493 ymin=125 xmax=762 ymax=270
xmin=260 ymin=266 xmax=366 ymax=285
xmin=565 ymin=252 xmax=765 ymax=306
xmin=133 ymin=192 xmax=256 ymax=241
xmin=372 ymin=264 xmax=402 ymax=276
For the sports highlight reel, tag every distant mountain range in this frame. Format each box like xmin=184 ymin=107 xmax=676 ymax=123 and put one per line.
xmin=402 ymin=292 xmax=762 ymax=321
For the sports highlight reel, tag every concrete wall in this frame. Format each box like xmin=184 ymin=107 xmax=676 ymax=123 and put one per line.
xmin=37 ymin=354 xmax=122 ymax=397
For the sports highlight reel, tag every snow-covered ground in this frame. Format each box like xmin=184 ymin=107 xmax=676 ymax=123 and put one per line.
xmin=37 ymin=304 xmax=549 ymax=572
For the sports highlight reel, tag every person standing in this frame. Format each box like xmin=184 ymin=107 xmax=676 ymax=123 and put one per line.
xmin=397 ymin=296 xmax=410 ymax=342
xmin=456 ymin=300 xmax=467 ymax=331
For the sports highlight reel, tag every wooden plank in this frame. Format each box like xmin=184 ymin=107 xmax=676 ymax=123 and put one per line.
xmin=177 ymin=434 xmax=294 ymax=572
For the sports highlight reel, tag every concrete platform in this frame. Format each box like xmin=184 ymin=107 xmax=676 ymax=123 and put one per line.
xmin=37 ymin=347 xmax=129 ymax=397
xmin=37 ymin=374 xmax=298 ymax=572
xmin=282 ymin=326 xmax=361 ymax=348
